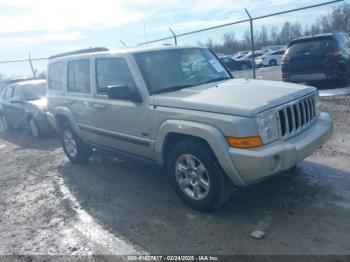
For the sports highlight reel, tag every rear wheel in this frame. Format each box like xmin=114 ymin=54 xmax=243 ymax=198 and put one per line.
xmin=167 ymin=140 xmax=233 ymax=211
xmin=60 ymin=123 xmax=92 ymax=164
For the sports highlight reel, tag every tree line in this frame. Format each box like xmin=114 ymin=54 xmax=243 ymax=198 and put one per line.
xmin=201 ymin=3 xmax=350 ymax=55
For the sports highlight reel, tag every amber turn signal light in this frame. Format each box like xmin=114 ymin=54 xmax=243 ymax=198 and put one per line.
xmin=226 ymin=136 xmax=263 ymax=149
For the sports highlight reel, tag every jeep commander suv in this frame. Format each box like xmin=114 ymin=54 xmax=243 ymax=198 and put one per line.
xmin=47 ymin=46 xmax=333 ymax=211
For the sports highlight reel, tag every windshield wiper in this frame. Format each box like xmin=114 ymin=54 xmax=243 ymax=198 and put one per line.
xmin=152 ymin=84 xmax=194 ymax=95
xmin=201 ymin=77 xmax=231 ymax=85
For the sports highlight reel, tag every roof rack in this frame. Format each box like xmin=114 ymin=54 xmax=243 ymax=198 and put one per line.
xmin=49 ymin=47 xmax=109 ymax=60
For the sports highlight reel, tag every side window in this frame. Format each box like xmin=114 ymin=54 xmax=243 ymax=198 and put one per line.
xmin=68 ymin=59 xmax=91 ymax=93
xmin=4 ymin=87 xmax=13 ymax=100
xmin=48 ymin=62 xmax=63 ymax=90
xmin=96 ymin=58 xmax=135 ymax=94
xmin=12 ymin=87 xmax=22 ymax=100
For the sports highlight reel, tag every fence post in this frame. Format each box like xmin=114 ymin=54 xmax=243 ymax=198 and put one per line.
xmin=245 ymin=8 xmax=256 ymax=79
xmin=28 ymin=52 xmax=36 ymax=79
xmin=169 ymin=28 xmax=178 ymax=45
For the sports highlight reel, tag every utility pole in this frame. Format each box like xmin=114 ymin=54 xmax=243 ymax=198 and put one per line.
xmin=169 ymin=28 xmax=178 ymax=45
xmin=28 ymin=52 xmax=36 ymax=79
xmin=245 ymin=8 xmax=256 ymax=79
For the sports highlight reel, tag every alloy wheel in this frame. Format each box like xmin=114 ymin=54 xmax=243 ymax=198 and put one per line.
xmin=175 ymin=154 xmax=210 ymax=201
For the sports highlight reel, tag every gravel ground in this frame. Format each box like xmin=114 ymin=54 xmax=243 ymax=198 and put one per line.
xmin=0 ymin=95 xmax=350 ymax=258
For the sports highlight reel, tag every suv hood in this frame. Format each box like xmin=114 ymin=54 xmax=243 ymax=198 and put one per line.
xmin=152 ymin=79 xmax=316 ymax=117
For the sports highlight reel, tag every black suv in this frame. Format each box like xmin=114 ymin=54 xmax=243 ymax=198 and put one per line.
xmin=282 ymin=32 xmax=350 ymax=85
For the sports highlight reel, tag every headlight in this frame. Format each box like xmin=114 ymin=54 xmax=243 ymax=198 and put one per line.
xmin=314 ymin=91 xmax=321 ymax=117
xmin=257 ymin=109 xmax=279 ymax=144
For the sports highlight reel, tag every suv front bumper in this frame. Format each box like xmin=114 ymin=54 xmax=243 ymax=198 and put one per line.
xmin=228 ymin=113 xmax=333 ymax=185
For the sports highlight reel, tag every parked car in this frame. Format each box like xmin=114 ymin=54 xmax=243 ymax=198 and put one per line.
xmin=232 ymin=51 xmax=249 ymax=60
xmin=261 ymin=45 xmax=286 ymax=53
xmin=0 ymin=77 xmax=35 ymax=94
xmin=257 ymin=49 xmax=286 ymax=67
xmin=219 ymin=56 xmax=245 ymax=71
xmin=47 ymin=46 xmax=333 ymax=211
xmin=282 ymin=32 xmax=350 ymax=85
xmin=0 ymin=79 xmax=52 ymax=138
xmin=236 ymin=51 xmax=264 ymax=69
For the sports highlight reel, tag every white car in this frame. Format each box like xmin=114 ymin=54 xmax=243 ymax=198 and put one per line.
xmin=260 ymin=49 xmax=286 ymax=67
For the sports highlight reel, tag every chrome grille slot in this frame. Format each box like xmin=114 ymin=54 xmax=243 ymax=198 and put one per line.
xmin=277 ymin=93 xmax=317 ymax=140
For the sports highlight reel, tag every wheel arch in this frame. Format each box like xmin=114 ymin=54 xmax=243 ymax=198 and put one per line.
xmin=154 ymin=120 xmax=245 ymax=186
xmin=53 ymin=107 xmax=79 ymax=133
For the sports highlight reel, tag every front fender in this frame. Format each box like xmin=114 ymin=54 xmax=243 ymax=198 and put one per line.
xmin=53 ymin=107 xmax=80 ymax=133
xmin=154 ymin=120 xmax=245 ymax=186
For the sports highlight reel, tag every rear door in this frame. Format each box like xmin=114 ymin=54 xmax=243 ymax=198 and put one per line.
xmin=65 ymin=59 xmax=94 ymax=135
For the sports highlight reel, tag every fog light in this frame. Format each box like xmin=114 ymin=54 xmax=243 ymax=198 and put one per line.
xmin=270 ymin=155 xmax=281 ymax=171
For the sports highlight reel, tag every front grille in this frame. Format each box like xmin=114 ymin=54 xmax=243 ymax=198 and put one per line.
xmin=277 ymin=93 xmax=317 ymax=140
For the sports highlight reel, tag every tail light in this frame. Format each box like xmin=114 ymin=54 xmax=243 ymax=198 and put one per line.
xmin=281 ymin=49 xmax=290 ymax=64
xmin=327 ymin=49 xmax=342 ymax=59
xmin=281 ymin=54 xmax=289 ymax=64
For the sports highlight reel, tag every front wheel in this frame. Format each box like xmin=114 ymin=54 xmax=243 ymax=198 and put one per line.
xmin=1 ymin=114 xmax=14 ymax=131
xmin=167 ymin=140 xmax=233 ymax=211
xmin=60 ymin=123 xmax=92 ymax=164
xmin=28 ymin=117 xmax=41 ymax=138
xmin=269 ymin=60 xmax=277 ymax=67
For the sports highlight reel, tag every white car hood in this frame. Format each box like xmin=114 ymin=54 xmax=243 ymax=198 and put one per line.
xmin=152 ymin=79 xmax=316 ymax=117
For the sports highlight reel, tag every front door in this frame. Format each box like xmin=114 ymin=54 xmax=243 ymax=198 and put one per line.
xmin=79 ymin=57 xmax=152 ymax=159
xmin=9 ymin=86 xmax=26 ymax=127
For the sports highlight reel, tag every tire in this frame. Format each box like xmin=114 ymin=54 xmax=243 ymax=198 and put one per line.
xmin=166 ymin=140 xmax=233 ymax=211
xmin=1 ymin=114 xmax=14 ymax=131
xmin=28 ymin=117 xmax=41 ymax=138
xmin=269 ymin=60 xmax=277 ymax=67
xmin=60 ymin=122 xmax=92 ymax=164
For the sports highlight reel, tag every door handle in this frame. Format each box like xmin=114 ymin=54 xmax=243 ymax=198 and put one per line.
xmin=92 ymin=104 xmax=107 ymax=110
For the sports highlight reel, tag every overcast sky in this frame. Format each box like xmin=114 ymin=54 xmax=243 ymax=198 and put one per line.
xmin=0 ymin=0 xmax=339 ymax=77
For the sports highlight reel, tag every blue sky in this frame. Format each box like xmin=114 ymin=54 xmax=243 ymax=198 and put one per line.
xmin=0 ymin=0 xmax=341 ymax=77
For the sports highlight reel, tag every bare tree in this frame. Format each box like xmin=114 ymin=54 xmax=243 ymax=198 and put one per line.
xmin=37 ymin=71 xmax=47 ymax=79
xmin=270 ymin=26 xmax=279 ymax=44
xmin=206 ymin=38 xmax=214 ymax=49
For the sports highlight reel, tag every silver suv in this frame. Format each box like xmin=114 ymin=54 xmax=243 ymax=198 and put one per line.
xmin=47 ymin=46 xmax=333 ymax=211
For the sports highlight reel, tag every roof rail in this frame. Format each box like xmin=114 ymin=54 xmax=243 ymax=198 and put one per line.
xmin=49 ymin=47 xmax=109 ymax=60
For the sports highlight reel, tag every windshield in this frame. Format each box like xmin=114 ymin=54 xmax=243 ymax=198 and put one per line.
xmin=133 ymin=48 xmax=231 ymax=95
xmin=22 ymin=83 xmax=47 ymax=101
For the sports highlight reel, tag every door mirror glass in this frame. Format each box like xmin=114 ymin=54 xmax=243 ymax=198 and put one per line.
xmin=106 ymin=85 xmax=142 ymax=103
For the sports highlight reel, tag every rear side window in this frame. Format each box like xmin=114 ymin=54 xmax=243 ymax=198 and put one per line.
xmin=287 ymin=39 xmax=337 ymax=57
xmin=4 ymin=87 xmax=13 ymax=100
xmin=68 ymin=59 xmax=90 ymax=93
xmin=96 ymin=58 xmax=135 ymax=93
xmin=48 ymin=62 xmax=63 ymax=90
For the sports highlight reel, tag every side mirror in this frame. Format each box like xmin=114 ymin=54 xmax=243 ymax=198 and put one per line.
xmin=10 ymin=97 xmax=23 ymax=104
xmin=106 ymin=85 xmax=142 ymax=103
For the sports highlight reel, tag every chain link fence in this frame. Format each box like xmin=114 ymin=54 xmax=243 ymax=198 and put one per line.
xmin=0 ymin=0 xmax=349 ymax=91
